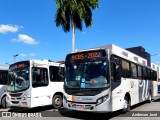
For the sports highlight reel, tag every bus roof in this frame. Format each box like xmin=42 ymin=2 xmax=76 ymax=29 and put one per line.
xmin=0 ymin=64 xmax=9 ymax=70
xmin=10 ymin=60 xmax=64 ymax=67
xmin=73 ymin=44 xmax=147 ymax=66
xmin=31 ymin=59 xmax=64 ymax=67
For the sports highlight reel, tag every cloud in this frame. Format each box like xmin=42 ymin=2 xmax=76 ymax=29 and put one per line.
xmin=12 ymin=34 xmax=38 ymax=45
xmin=0 ymin=24 xmax=22 ymax=34
xmin=19 ymin=53 xmax=36 ymax=57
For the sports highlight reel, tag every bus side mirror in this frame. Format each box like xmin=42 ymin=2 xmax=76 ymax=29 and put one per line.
xmin=32 ymin=66 xmax=39 ymax=74
xmin=32 ymin=65 xmax=37 ymax=71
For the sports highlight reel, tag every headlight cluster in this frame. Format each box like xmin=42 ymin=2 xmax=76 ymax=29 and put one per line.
xmin=63 ymin=95 xmax=67 ymax=102
xmin=96 ymin=94 xmax=109 ymax=106
xmin=6 ymin=96 xmax=9 ymax=100
xmin=22 ymin=94 xmax=27 ymax=100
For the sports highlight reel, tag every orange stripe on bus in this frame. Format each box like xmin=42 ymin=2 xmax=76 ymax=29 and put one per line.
xmin=72 ymin=96 xmax=75 ymax=101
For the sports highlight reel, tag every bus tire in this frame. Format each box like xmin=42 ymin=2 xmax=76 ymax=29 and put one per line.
xmin=147 ymin=91 xmax=152 ymax=103
xmin=122 ymin=96 xmax=130 ymax=113
xmin=52 ymin=95 xmax=63 ymax=109
xmin=1 ymin=96 xmax=7 ymax=108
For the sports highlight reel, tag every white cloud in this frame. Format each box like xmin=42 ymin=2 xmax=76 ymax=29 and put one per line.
xmin=12 ymin=34 xmax=38 ymax=45
xmin=0 ymin=24 xmax=22 ymax=34
xmin=19 ymin=53 xmax=36 ymax=57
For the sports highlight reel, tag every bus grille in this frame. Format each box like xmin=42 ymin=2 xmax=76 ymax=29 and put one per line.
xmin=9 ymin=93 xmax=23 ymax=97
xmin=11 ymin=101 xmax=19 ymax=104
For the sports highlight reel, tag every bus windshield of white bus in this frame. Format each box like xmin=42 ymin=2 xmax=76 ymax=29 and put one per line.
xmin=0 ymin=70 xmax=8 ymax=85
xmin=7 ymin=61 xmax=29 ymax=92
xmin=65 ymin=50 xmax=109 ymax=90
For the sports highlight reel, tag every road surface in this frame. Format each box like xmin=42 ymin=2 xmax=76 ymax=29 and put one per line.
xmin=0 ymin=95 xmax=160 ymax=120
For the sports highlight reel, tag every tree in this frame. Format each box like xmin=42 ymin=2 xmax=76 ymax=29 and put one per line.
xmin=55 ymin=0 xmax=99 ymax=52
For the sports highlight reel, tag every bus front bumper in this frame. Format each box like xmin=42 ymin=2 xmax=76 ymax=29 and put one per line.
xmin=63 ymin=98 xmax=111 ymax=113
xmin=6 ymin=96 xmax=31 ymax=108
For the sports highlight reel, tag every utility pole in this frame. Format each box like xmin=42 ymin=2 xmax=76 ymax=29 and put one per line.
xmin=13 ymin=54 xmax=19 ymax=63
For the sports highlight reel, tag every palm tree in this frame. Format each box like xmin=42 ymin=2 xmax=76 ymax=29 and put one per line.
xmin=55 ymin=0 xmax=99 ymax=52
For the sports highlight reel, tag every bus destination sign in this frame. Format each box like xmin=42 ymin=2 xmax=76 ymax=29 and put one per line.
xmin=67 ymin=50 xmax=106 ymax=61
xmin=10 ymin=61 xmax=29 ymax=69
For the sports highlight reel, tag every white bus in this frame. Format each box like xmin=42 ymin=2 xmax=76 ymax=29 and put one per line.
xmin=0 ymin=64 xmax=9 ymax=108
xmin=6 ymin=60 xmax=64 ymax=109
xmin=63 ymin=44 xmax=158 ymax=112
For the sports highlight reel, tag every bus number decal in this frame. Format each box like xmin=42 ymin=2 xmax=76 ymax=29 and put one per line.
xmin=72 ymin=54 xmax=84 ymax=60
xmin=88 ymin=52 xmax=101 ymax=59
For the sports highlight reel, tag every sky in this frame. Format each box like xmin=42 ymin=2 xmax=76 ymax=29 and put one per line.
xmin=0 ymin=0 xmax=160 ymax=65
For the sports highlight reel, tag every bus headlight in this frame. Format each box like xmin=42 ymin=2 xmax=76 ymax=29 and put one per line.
xmin=63 ymin=95 xmax=67 ymax=102
xmin=97 ymin=98 xmax=103 ymax=105
xmin=22 ymin=94 xmax=27 ymax=100
xmin=96 ymin=94 xmax=109 ymax=106
xmin=6 ymin=96 xmax=9 ymax=100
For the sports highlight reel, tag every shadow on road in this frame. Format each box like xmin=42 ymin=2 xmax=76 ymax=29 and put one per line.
xmin=6 ymin=97 xmax=160 ymax=120
xmin=58 ymin=109 xmax=123 ymax=120
xmin=7 ymin=106 xmax=124 ymax=119
xmin=152 ymin=98 xmax=160 ymax=102
xmin=8 ymin=105 xmax=53 ymax=113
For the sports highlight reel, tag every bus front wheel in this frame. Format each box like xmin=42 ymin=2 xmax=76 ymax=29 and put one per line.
xmin=52 ymin=95 xmax=63 ymax=109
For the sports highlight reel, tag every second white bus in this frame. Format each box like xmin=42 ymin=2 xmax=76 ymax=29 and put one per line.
xmin=0 ymin=64 xmax=9 ymax=108
xmin=6 ymin=60 xmax=64 ymax=109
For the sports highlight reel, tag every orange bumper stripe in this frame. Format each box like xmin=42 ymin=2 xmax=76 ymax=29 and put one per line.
xmin=72 ymin=96 xmax=75 ymax=101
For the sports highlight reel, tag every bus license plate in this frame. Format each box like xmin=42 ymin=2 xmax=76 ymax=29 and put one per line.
xmin=72 ymin=104 xmax=84 ymax=109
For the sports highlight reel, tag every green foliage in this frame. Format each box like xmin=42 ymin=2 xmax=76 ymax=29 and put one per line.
xmin=55 ymin=0 xmax=99 ymax=32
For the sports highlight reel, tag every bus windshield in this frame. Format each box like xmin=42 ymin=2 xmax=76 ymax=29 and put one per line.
xmin=7 ymin=62 xmax=30 ymax=92
xmin=65 ymin=59 xmax=109 ymax=89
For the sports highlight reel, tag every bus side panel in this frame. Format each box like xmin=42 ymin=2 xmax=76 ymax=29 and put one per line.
xmin=31 ymin=82 xmax=63 ymax=108
xmin=48 ymin=81 xmax=63 ymax=99
xmin=138 ymin=80 xmax=152 ymax=103
xmin=111 ymin=78 xmax=139 ymax=111
xmin=111 ymin=79 xmax=126 ymax=111
xmin=0 ymin=85 xmax=7 ymax=105
xmin=152 ymin=81 xmax=158 ymax=97
xmin=130 ymin=79 xmax=139 ymax=106
xmin=31 ymin=87 xmax=52 ymax=107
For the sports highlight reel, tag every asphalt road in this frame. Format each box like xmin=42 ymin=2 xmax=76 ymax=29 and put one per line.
xmin=0 ymin=96 xmax=160 ymax=120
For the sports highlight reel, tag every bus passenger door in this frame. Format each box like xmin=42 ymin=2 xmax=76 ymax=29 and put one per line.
xmin=31 ymin=67 xmax=50 ymax=107
xmin=110 ymin=55 xmax=123 ymax=111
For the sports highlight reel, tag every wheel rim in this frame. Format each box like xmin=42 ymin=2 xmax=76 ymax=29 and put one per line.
xmin=55 ymin=97 xmax=61 ymax=106
xmin=149 ymin=93 xmax=151 ymax=101
xmin=124 ymin=99 xmax=128 ymax=109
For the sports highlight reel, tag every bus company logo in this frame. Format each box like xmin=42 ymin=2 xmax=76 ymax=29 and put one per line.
xmin=82 ymin=98 xmax=93 ymax=101
xmin=1 ymin=112 xmax=42 ymax=118
xmin=2 ymin=112 xmax=12 ymax=117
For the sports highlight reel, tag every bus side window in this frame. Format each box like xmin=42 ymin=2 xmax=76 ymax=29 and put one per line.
xmin=32 ymin=67 xmax=49 ymax=88
xmin=138 ymin=66 xmax=142 ymax=79
xmin=153 ymin=71 xmax=157 ymax=81
xmin=111 ymin=55 xmax=121 ymax=82
xmin=49 ymin=66 xmax=64 ymax=82
xmin=131 ymin=63 xmax=137 ymax=79
xmin=121 ymin=60 xmax=131 ymax=78
xmin=0 ymin=72 xmax=3 ymax=84
xmin=0 ymin=71 xmax=8 ymax=85
xmin=147 ymin=69 xmax=151 ymax=80
xmin=142 ymin=67 xmax=147 ymax=80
